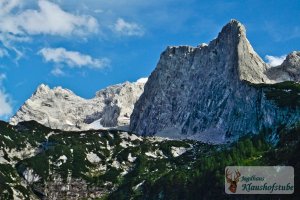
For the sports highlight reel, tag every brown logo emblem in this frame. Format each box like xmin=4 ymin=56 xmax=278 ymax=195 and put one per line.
xmin=226 ymin=169 xmax=241 ymax=193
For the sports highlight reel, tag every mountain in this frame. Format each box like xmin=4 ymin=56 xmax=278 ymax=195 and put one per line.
xmin=130 ymin=20 xmax=300 ymax=142
xmin=267 ymin=51 xmax=300 ymax=82
xmin=3 ymin=20 xmax=300 ymax=199
xmin=10 ymin=79 xmax=146 ymax=131
xmin=1 ymin=120 xmax=300 ymax=199
xmin=0 ymin=120 xmax=195 ymax=199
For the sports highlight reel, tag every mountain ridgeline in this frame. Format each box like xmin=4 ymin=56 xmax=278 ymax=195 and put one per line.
xmin=130 ymin=20 xmax=300 ymax=142
xmin=1 ymin=19 xmax=300 ymax=199
xmin=9 ymin=20 xmax=300 ymax=143
xmin=7 ymin=19 xmax=300 ymax=145
xmin=10 ymin=80 xmax=145 ymax=131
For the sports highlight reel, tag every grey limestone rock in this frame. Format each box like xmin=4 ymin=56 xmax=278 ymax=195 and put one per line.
xmin=267 ymin=51 xmax=300 ymax=82
xmin=129 ymin=20 xmax=300 ymax=143
xmin=10 ymin=80 xmax=145 ymax=131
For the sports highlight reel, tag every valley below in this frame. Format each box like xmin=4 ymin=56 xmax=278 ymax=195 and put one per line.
xmin=0 ymin=120 xmax=300 ymax=199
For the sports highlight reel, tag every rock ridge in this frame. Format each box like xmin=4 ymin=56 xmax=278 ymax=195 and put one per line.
xmin=130 ymin=20 xmax=300 ymax=143
xmin=10 ymin=80 xmax=146 ymax=131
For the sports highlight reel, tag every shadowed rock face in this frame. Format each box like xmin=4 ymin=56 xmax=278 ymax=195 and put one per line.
xmin=130 ymin=20 xmax=300 ymax=142
xmin=10 ymin=81 xmax=145 ymax=131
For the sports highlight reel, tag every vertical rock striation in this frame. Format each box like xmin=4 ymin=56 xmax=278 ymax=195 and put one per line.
xmin=130 ymin=20 xmax=300 ymax=143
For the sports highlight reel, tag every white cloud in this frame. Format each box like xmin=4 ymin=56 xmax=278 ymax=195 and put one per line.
xmin=0 ymin=0 xmax=22 ymax=15
xmin=113 ymin=18 xmax=144 ymax=36
xmin=0 ymin=0 xmax=99 ymax=57
xmin=38 ymin=47 xmax=110 ymax=69
xmin=265 ymin=55 xmax=286 ymax=67
xmin=51 ymin=67 xmax=65 ymax=76
xmin=0 ymin=73 xmax=13 ymax=117
xmin=0 ymin=90 xmax=12 ymax=117
xmin=0 ymin=0 xmax=98 ymax=37
xmin=136 ymin=77 xmax=148 ymax=83
xmin=0 ymin=48 xmax=9 ymax=58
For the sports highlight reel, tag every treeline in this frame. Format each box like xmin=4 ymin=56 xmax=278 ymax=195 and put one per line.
xmin=140 ymin=134 xmax=271 ymax=199
xmin=108 ymin=127 xmax=300 ymax=200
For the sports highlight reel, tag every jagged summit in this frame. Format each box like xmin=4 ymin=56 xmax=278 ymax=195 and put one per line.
xmin=162 ymin=20 xmax=269 ymax=84
xmin=35 ymin=83 xmax=76 ymax=97
xmin=266 ymin=51 xmax=300 ymax=82
xmin=282 ymin=51 xmax=300 ymax=69
xmin=130 ymin=20 xmax=300 ymax=142
xmin=10 ymin=80 xmax=145 ymax=131
xmin=9 ymin=20 xmax=300 ymax=143
xmin=216 ymin=19 xmax=270 ymax=83
xmin=35 ymin=83 xmax=50 ymax=93
xmin=218 ymin=19 xmax=245 ymax=37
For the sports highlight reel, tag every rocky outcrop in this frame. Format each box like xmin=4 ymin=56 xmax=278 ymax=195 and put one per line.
xmin=266 ymin=51 xmax=300 ymax=82
xmin=0 ymin=120 xmax=195 ymax=199
xmin=130 ymin=20 xmax=300 ymax=142
xmin=10 ymin=80 xmax=146 ymax=131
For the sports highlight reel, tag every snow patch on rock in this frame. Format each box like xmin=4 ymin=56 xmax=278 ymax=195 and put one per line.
xmin=0 ymin=150 xmax=9 ymax=164
xmin=112 ymin=160 xmax=120 ymax=169
xmin=23 ymin=168 xmax=41 ymax=184
xmin=136 ymin=77 xmax=148 ymax=83
xmin=120 ymin=132 xmax=142 ymax=141
xmin=171 ymin=147 xmax=188 ymax=157
xmin=128 ymin=153 xmax=136 ymax=162
xmin=133 ymin=180 xmax=145 ymax=191
xmin=145 ymin=150 xmax=167 ymax=159
xmin=55 ymin=155 xmax=68 ymax=167
xmin=5 ymin=144 xmax=37 ymax=164
xmin=12 ymin=187 xmax=26 ymax=200
xmin=86 ymin=152 xmax=101 ymax=164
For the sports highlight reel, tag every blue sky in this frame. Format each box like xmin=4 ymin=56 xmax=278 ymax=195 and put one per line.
xmin=0 ymin=0 xmax=300 ymax=120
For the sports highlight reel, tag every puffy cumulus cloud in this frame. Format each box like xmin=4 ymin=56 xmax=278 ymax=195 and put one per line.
xmin=0 ymin=73 xmax=13 ymax=118
xmin=0 ymin=0 xmax=98 ymax=36
xmin=0 ymin=0 xmax=22 ymax=15
xmin=113 ymin=18 xmax=144 ymax=36
xmin=0 ymin=0 xmax=99 ymax=56
xmin=265 ymin=55 xmax=286 ymax=67
xmin=38 ymin=47 xmax=110 ymax=70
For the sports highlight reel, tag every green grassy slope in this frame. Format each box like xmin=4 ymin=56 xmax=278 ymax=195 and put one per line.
xmin=0 ymin=120 xmax=300 ymax=199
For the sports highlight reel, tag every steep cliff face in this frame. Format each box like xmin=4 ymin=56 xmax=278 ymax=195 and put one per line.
xmin=10 ymin=80 xmax=145 ymax=131
xmin=130 ymin=20 xmax=300 ymax=142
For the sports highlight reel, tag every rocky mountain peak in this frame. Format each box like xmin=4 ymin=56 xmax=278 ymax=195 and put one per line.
xmin=266 ymin=51 xmax=300 ymax=82
xmin=35 ymin=83 xmax=50 ymax=94
xmin=282 ymin=51 xmax=300 ymax=68
xmin=96 ymin=81 xmax=144 ymax=98
xmin=217 ymin=19 xmax=245 ymax=40
xmin=130 ymin=20 xmax=300 ymax=142
xmin=212 ymin=20 xmax=270 ymax=83
xmin=34 ymin=84 xmax=76 ymax=98
xmin=10 ymin=80 xmax=145 ymax=131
